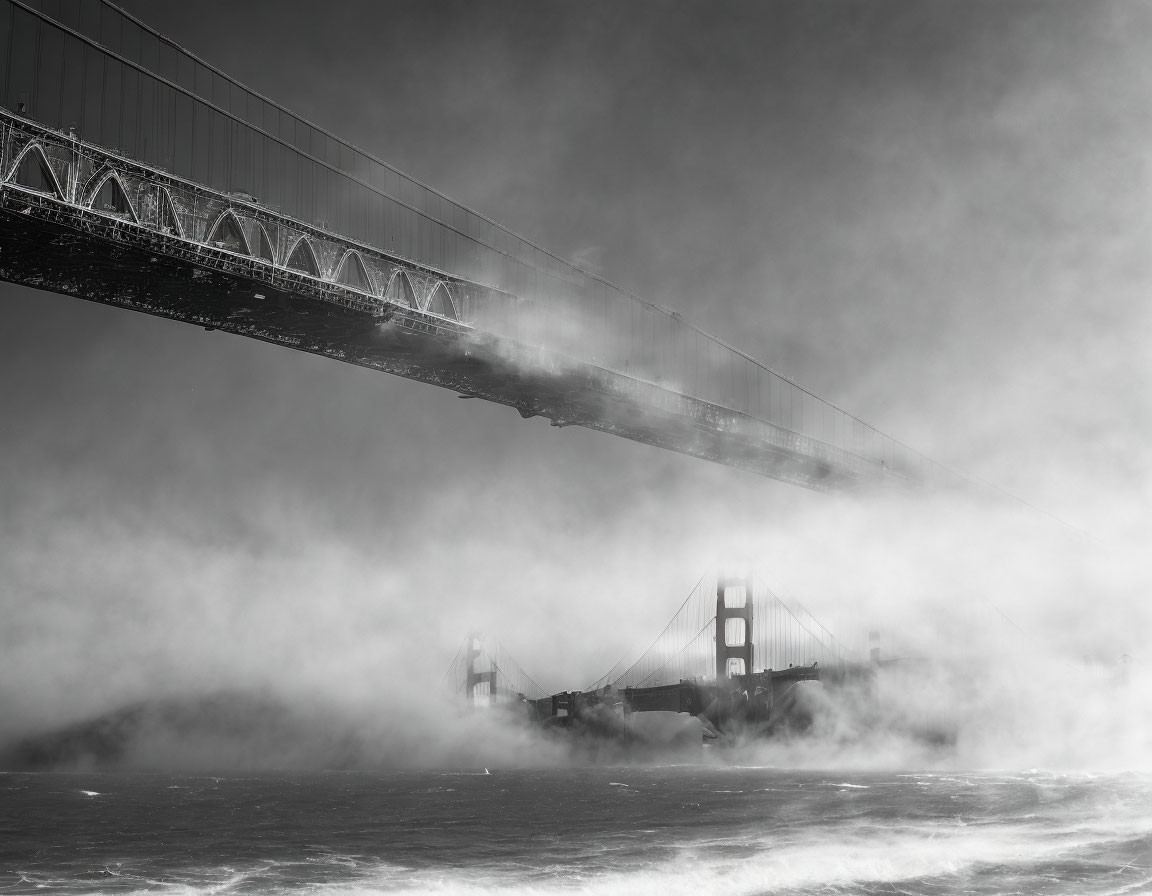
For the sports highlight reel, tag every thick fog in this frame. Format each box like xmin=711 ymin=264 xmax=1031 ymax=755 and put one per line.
xmin=1 ymin=0 xmax=1149 ymax=771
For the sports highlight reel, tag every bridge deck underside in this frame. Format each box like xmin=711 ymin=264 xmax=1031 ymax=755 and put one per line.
xmin=0 ymin=199 xmax=877 ymax=489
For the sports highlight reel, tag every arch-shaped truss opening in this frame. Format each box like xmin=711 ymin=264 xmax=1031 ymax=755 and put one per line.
xmin=255 ymin=225 xmax=276 ymax=263
xmin=285 ymin=237 xmax=320 ymax=276
xmin=383 ymin=269 xmax=416 ymax=308
xmin=335 ymin=251 xmax=373 ymax=293
xmin=10 ymin=143 xmax=63 ymax=198
xmin=158 ymin=189 xmax=183 ymax=237
xmin=425 ymin=281 xmax=458 ymax=321
xmin=85 ymin=169 xmax=137 ymax=221
xmin=207 ymin=210 xmax=251 ymax=255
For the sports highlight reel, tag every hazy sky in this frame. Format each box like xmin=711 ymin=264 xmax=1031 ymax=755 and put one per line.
xmin=1 ymin=1 xmax=1149 ymax=749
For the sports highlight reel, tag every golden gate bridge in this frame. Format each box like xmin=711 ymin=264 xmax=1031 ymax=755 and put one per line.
xmin=0 ymin=0 xmax=975 ymax=493
xmin=445 ymin=571 xmax=879 ymax=738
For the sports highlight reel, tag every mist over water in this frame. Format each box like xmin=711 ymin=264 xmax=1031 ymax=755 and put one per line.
xmin=3 ymin=0 xmax=1149 ymax=780
xmin=3 ymin=1 xmax=1152 ymax=892
xmin=2 ymin=477 xmax=1148 ymax=775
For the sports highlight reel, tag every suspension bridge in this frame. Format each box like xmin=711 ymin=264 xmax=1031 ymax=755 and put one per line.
xmin=445 ymin=571 xmax=880 ymax=739
xmin=0 ymin=0 xmax=974 ymax=493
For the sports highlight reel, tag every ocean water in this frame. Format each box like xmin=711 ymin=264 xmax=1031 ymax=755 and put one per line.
xmin=2 ymin=768 xmax=1150 ymax=895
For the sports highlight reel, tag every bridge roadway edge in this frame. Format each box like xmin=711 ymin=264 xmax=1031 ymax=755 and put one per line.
xmin=0 ymin=192 xmax=882 ymax=491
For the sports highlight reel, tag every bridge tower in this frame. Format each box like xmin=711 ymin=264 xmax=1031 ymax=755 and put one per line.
xmin=464 ymin=634 xmax=497 ymax=704
xmin=716 ymin=576 xmax=754 ymax=679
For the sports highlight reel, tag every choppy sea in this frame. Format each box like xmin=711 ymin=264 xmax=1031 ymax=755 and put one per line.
xmin=2 ymin=768 xmax=1150 ymax=895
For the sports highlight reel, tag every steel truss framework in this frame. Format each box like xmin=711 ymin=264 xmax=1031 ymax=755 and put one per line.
xmin=0 ymin=112 xmax=478 ymax=322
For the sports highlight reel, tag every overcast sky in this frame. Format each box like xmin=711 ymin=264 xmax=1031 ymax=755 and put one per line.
xmin=2 ymin=1 xmax=1149 ymax=744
